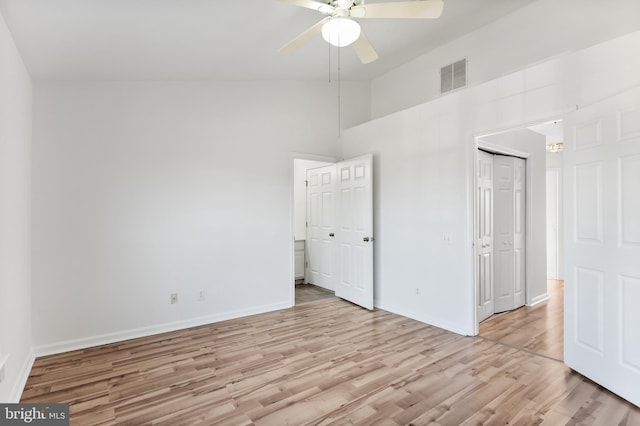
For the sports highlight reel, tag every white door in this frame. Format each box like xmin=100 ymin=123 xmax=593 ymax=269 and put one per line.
xmin=513 ymin=158 xmax=526 ymax=308
xmin=335 ymin=154 xmax=374 ymax=310
xmin=306 ymin=165 xmax=336 ymax=291
xmin=477 ymin=150 xmax=494 ymax=322
xmin=564 ymin=86 xmax=640 ymax=406
xmin=493 ymin=155 xmax=526 ymax=313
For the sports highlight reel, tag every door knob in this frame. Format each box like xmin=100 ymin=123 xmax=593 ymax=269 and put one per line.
xmin=363 ymin=237 xmax=370 ymax=242
xmin=329 ymin=233 xmax=335 ymax=237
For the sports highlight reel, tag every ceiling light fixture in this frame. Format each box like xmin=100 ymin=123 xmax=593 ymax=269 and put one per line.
xmin=546 ymin=142 xmax=564 ymax=153
xmin=322 ymin=17 xmax=361 ymax=47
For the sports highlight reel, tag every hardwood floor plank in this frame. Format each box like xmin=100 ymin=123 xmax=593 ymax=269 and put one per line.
xmin=21 ymin=293 xmax=639 ymax=425
xmin=480 ymin=279 xmax=564 ymax=361
xmin=295 ymin=284 xmax=335 ymax=305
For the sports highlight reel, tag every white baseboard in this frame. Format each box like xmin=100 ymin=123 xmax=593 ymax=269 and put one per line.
xmin=34 ymin=301 xmax=291 ymax=357
xmin=527 ymin=293 xmax=550 ymax=307
xmin=9 ymin=349 xmax=35 ymax=403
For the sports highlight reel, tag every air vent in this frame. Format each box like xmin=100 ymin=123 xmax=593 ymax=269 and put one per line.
xmin=441 ymin=59 xmax=467 ymax=94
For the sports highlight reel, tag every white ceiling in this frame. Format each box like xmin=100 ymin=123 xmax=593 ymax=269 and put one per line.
xmin=0 ymin=0 xmax=536 ymax=81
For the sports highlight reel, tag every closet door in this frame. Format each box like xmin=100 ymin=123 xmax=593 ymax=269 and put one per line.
xmin=477 ymin=150 xmax=495 ymax=322
xmin=493 ymin=155 xmax=526 ymax=313
xmin=513 ymin=158 xmax=526 ymax=308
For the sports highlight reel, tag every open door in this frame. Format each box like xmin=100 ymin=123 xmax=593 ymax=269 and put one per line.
xmin=306 ymin=164 xmax=337 ymax=291
xmin=335 ymin=154 xmax=374 ymax=310
xmin=564 ymin=86 xmax=640 ymax=406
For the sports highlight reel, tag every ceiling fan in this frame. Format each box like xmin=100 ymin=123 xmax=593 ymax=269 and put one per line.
xmin=277 ymin=0 xmax=444 ymax=64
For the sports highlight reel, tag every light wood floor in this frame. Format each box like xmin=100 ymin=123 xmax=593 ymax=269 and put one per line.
xmin=295 ymin=284 xmax=336 ymax=305
xmin=480 ymin=279 xmax=564 ymax=361
xmin=22 ymin=294 xmax=639 ymax=425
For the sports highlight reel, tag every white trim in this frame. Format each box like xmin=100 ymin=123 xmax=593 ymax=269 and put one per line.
xmin=33 ymin=302 xmax=290 ymax=357
xmin=8 ymin=349 xmax=35 ymax=403
xmin=527 ymin=293 xmax=550 ymax=307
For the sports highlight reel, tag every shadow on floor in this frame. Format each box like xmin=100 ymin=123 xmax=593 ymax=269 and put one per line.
xmin=295 ymin=283 xmax=335 ymax=305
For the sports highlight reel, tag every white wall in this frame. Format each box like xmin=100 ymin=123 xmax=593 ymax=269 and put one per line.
xmin=479 ymin=129 xmax=548 ymax=305
xmin=546 ymin=151 xmax=564 ymax=280
xmin=32 ymin=80 xmax=370 ymax=352
xmin=293 ymin=158 xmax=333 ymax=241
xmin=371 ymin=0 xmax=640 ymax=119
xmin=0 ymin=11 xmax=33 ymax=402
xmin=342 ymin=31 xmax=640 ymax=336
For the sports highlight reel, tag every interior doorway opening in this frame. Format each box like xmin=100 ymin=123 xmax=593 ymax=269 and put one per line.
xmin=292 ymin=157 xmax=335 ymax=306
xmin=290 ymin=154 xmax=375 ymax=309
xmin=474 ymin=119 xmax=564 ymax=326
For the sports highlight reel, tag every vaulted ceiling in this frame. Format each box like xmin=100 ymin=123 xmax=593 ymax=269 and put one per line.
xmin=0 ymin=0 xmax=536 ymax=81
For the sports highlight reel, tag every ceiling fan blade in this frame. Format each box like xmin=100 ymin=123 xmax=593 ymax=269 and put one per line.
xmin=278 ymin=17 xmax=330 ymax=55
xmin=352 ymin=32 xmax=379 ymax=64
xmin=277 ymin=0 xmax=334 ymax=14
xmin=351 ymin=0 xmax=444 ymax=19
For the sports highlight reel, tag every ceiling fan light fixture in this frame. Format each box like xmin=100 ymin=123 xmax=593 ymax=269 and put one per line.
xmin=321 ymin=17 xmax=361 ymax=47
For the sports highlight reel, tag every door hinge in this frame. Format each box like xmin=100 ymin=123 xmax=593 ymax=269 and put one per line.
xmin=305 ymin=261 xmax=308 ymax=268
xmin=305 ymin=180 xmax=308 ymax=187
xmin=306 ymin=221 xmax=308 ymax=227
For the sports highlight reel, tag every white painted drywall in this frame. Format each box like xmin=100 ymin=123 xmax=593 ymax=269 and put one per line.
xmin=0 ymin=10 xmax=32 ymax=402
xmin=32 ymin=80 xmax=370 ymax=351
xmin=478 ymin=129 xmax=548 ymax=305
xmin=341 ymin=31 xmax=640 ymax=336
xmin=546 ymin=151 xmax=564 ymax=280
xmin=293 ymin=158 xmax=333 ymax=241
xmin=371 ymin=0 xmax=640 ymax=119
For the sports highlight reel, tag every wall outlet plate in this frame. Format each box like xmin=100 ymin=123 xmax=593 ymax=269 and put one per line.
xmin=170 ymin=293 xmax=178 ymax=304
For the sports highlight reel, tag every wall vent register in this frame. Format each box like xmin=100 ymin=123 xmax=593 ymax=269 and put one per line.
xmin=441 ymin=59 xmax=467 ymax=94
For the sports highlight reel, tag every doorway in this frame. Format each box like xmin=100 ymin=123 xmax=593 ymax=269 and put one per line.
xmin=474 ymin=122 xmax=558 ymax=326
xmin=529 ymin=120 xmax=564 ymax=281
xmin=292 ymin=157 xmax=335 ymax=305
xmin=291 ymin=155 xmax=375 ymax=309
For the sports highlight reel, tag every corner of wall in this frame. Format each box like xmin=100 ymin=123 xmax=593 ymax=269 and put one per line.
xmin=0 ymin=7 xmax=34 ymax=404
xmin=8 ymin=350 xmax=35 ymax=403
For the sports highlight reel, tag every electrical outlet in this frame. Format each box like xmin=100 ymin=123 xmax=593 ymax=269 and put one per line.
xmin=416 ymin=288 xmax=420 ymax=296
xmin=197 ymin=290 xmax=206 ymax=302
xmin=170 ymin=293 xmax=178 ymax=304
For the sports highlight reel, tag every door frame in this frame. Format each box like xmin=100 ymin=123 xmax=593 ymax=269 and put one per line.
xmin=471 ymin=118 xmax=561 ymax=334
xmin=289 ymin=152 xmax=337 ymax=307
